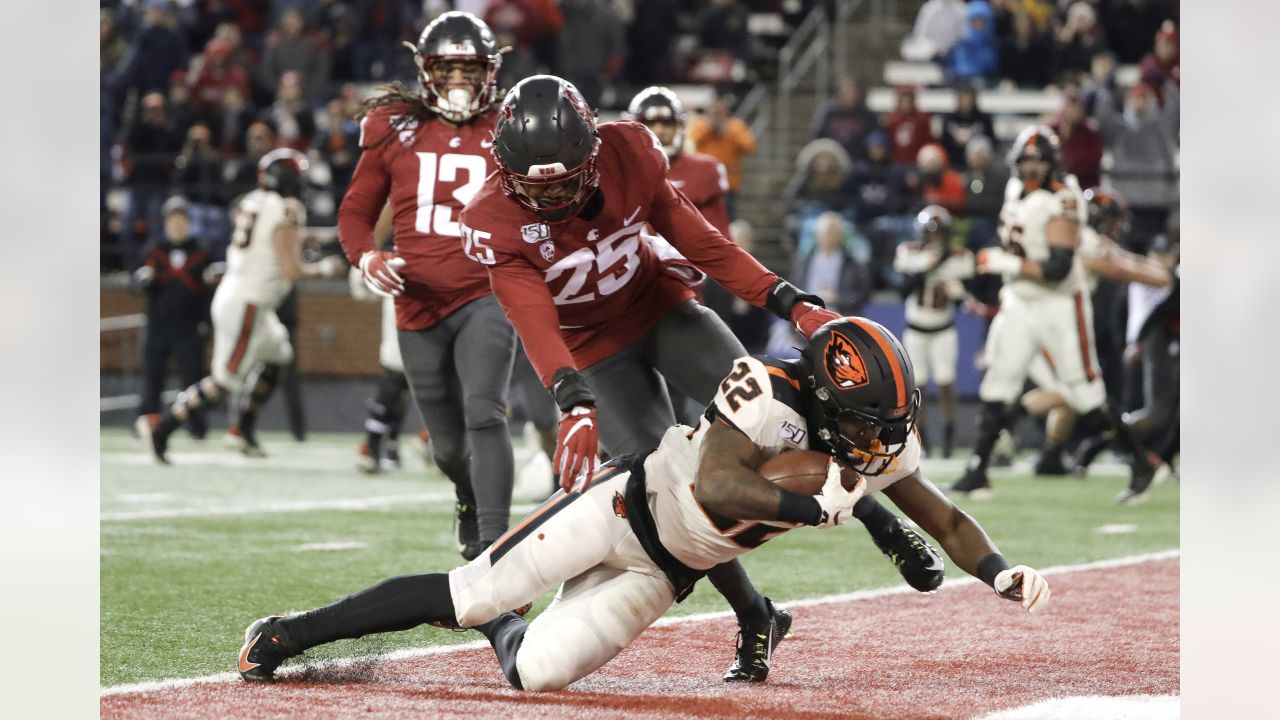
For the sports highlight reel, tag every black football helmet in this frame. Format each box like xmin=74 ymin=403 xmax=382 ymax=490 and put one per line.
xmin=914 ymin=204 xmax=952 ymax=241
xmin=626 ymin=86 xmax=687 ymax=160
xmin=1007 ymin=125 xmax=1062 ymax=190
xmin=414 ymin=11 xmax=501 ymax=122
xmin=257 ymin=148 xmax=309 ymax=198
xmin=800 ymin=317 xmax=921 ymax=476
xmin=1083 ymin=186 xmax=1130 ymax=238
xmin=491 ymin=75 xmax=600 ymax=223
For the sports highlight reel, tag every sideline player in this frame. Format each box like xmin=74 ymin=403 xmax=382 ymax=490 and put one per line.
xmin=138 ymin=149 xmax=342 ymax=462
xmin=337 ymin=12 xmax=516 ymax=558
xmin=238 ymin=318 xmax=1049 ymax=691
xmin=892 ymin=205 xmax=974 ymax=457
xmin=458 ymin=75 xmax=945 ymax=681
xmin=950 ymin=127 xmax=1153 ymax=501
xmin=1020 ymin=187 xmax=1174 ymax=481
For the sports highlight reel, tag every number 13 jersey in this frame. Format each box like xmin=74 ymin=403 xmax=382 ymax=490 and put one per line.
xmin=339 ymin=104 xmax=498 ymax=330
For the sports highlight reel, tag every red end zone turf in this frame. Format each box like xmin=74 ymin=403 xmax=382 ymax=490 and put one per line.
xmin=102 ymin=555 xmax=1179 ymax=720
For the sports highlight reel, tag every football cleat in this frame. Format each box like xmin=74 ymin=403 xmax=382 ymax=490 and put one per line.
xmin=453 ymin=499 xmax=480 ymax=557
xmin=948 ymin=467 xmax=993 ymax=499
xmin=872 ymin=518 xmax=944 ymax=592
xmin=460 ymin=537 xmax=496 ymax=562
xmin=1116 ymin=456 xmax=1157 ymax=505
xmin=225 ymin=426 xmax=267 ymax=458
xmin=135 ymin=414 xmax=171 ymax=465
xmin=1033 ymin=447 xmax=1070 ymax=476
xmin=724 ymin=599 xmax=792 ymax=682
xmin=357 ymin=442 xmax=380 ymax=474
xmin=238 ymin=616 xmax=301 ymax=682
xmin=381 ymin=439 xmax=401 ymax=471
xmin=1071 ymin=435 xmax=1108 ymax=476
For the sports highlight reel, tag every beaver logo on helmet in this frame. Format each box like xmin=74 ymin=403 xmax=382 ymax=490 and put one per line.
xmin=824 ymin=332 xmax=869 ymax=390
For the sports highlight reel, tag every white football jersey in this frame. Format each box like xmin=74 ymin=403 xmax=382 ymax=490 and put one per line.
xmin=222 ymin=189 xmax=305 ymax=307
xmin=997 ymin=175 xmax=1089 ymax=300
xmin=893 ymin=242 xmax=975 ymax=329
xmin=645 ymin=355 xmax=922 ymax=571
xmin=1077 ymin=225 xmax=1110 ymax=293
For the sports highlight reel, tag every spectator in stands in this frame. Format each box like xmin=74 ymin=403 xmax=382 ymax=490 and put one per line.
xmin=901 ymin=0 xmax=968 ymax=62
xmin=132 ymin=195 xmax=214 ymax=441
xmin=172 ymin=122 xmax=233 ymax=247
xmin=112 ymin=0 xmax=190 ymax=97
xmin=209 ymin=85 xmax=256 ymax=158
xmin=1140 ymin=20 xmax=1179 ymax=86
xmin=211 ymin=21 xmax=260 ymax=95
xmin=811 ymin=77 xmax=880 ymax=163
xmin=1082 ymin=49 xmax=1120 ymax=115
xmin=122 ymin=92 xmax=184 ymax=255
xmin=908 ymin=143 xmax=965 ymax=215
xmin=486 ymin=0 xmax=565 ymax=77
xmin=1092 ymin=80 xmax=1180 ymax=248
xmin=945 ymin=1 xmax=998 ymax=86
xmin=347 ymin=0 xmax=404 ymax=81
xmin=101 ymin=9 xmax=130 ymax=78
xmin=961 ymin=136 xmax=1007 ymax=245
xmin=325 ymin=3 xmax=358 ymax=82
xmin=702 ymin=220 xmax=773 ymax=354
xmin=688 ymin=97 xmax=758 ymax=217
xmin=230 ymin=122 xmax=279 ymax=196
xmin=884 ymin=86 xmax=935 ymax=166
xmin=625 ymin=0 xmax=680 ymax=87
xmin=260 ymin=71 xmax=317 ymax=151
xmin=167 ymin=70 xmax=200 ymax=139
xmin=791 ymin=212 xmax=873 ymax=315
xmin=1054 ymin=1 xmax=1109 ymax=79
xmin=190 ymin=38 xmax=253 ymax=118
xmin=939 ymin=85 xmax=994 ymax=167
xmin=555 ymin=0 xmax=624 ymax=109
xmin=696 ymin=0 xmax=752 ymax=63
xmin=784 ymin=139 xmax=854 ymax=214
xmin=315 ymin=91 xmax=362 ymax=200
xmin=1102 ymin=0 xmax=1177 ymax=64
xmin=260 ymin=9 xmax=330 ymax=103
xmin=847 ymin=130 xmax=909 ymax=223
xmin=998 ymin=8 xmax=1054 ymax=88
xmin=1051 ymin=86 xmax=1104 ymax=189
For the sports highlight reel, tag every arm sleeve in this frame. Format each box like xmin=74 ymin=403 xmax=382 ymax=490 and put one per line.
xmin=698 ymin=178 xmax=732 ymax=238
xmin=486 ymin=255 xmax=577 ymax=388
xmin=336 ymin=124 xmax=391 ymax=265
xmin=650 ymin=178 xmax=778 ymax=306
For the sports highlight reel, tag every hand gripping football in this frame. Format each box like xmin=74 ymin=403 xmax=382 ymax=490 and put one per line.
xmin=756 ymin=450 xmax=861 ymax=495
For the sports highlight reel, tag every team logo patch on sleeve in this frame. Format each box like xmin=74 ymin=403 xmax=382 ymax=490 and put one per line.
xmin=540 ymin=241 xmax=556 ymax=262
xmin=612 ymin=491 xmax=628 ymax=519
xmin=778 ymin=420 xmax=807 ymax=445
xmin=824 ymin=331 xmax=870 ymax=389
xmin=521 ymin=223 xmax=550 ymax=243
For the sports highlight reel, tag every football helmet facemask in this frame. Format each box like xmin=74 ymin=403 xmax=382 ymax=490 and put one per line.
xmin=800 ymin=318 xmax=921 ymax=476
xmin=413 ymin=11 xmax=501 ymax=123
xmin=491 ymin=75 xmax=600 ymax=223
xmin=1007 ymin=125 xmax=1062 ymax=191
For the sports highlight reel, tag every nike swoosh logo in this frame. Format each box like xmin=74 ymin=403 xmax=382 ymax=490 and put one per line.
xmin=624 ymin=206 xmax=642 ymax=225
xmin=239 ymin=632 xmax=262 ymax=673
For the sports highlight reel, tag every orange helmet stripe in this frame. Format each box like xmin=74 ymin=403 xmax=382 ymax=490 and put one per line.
xmin=846 ymin=317 xmax=906 ymax=410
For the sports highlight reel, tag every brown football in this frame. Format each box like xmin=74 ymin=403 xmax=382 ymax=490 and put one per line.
xmin=756 ymin=450 xmax=861 ymax=495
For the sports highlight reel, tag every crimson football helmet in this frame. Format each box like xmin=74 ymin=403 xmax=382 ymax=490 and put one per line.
xmin=414 ymin=11 xmax=502 ymax=122
xmin=491 ymin=75 xmax=600 ymax=223
xmin=800 ymin=317 xmax=920 ymax=476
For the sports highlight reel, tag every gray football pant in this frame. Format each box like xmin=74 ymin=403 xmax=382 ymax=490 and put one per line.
xmin=399 ymin=295 xmax=516 ymax=540
xmin=581 ymin=300 xmax=748 ymax=455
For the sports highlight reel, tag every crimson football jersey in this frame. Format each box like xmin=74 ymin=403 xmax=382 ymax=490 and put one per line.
xmin=667 ymin=152 xmax=731 ymax=238
xmin=459 ymin=121 xmax=779 ymax=387
xmin=338 ymin=103 xmax=497 ymax=331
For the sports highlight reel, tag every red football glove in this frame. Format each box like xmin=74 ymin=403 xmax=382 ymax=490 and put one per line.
xmin=359 ymin=250 xmax=407 ymax=297
xmin=791 ymin=301 xmax=842 ymax=339
xmin=554 ymin=405 xmax=599 ymax=492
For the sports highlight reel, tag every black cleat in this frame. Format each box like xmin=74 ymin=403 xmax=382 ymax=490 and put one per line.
xmin=872 ymin=519 xmax=944 ymax=592
xmin=135 ymin=414 xmax=171 ymax=465
xmin=453 ymin=500 xmax=480 ymax=557
xmin=1033 ymin=448 xmax=1070 ymax=476
xmin=723 ymin=599 xmax=792 ymax=682
xmin=238 ymin=616 xmax=301 ymax=681
xmin=1072 ymin=435 xmax=1108 ymax=476
xmin=460 ymin=537 xmax=499 ymax=562
xmin=949 ymin=467 xmax=992 ymax=498
xmin=1116 ymin=456 xmax=1157 ymax=505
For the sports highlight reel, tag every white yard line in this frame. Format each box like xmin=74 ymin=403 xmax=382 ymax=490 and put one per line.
xmin=101 ymin=549 xmax=1178 ymax=696
xmin=102 ymin=493 xmax=458 ymax=521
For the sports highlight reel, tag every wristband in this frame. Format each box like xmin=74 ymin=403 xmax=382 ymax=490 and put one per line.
xmin=551 ymin=367 xmax=596 ymax=412
xmin=764 ymin=279 xmax=826 ymax=320
xmin=777 ymin=489 xmax=823 ymax=526
xmin=976 ymin=553 xmax=1010 ymax=588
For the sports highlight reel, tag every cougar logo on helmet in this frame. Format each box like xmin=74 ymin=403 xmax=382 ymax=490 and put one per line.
xmin=824 ymin=332 xmax=869 ymax=389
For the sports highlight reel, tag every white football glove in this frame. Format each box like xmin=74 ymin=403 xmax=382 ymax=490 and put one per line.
xmin=977 ymin=247 xmax=1022 ymax=276
xmin=812 ymin=459 xmax=866 ymax=529
xmin=359 ymin=250 xmax=407 ymax=297
xmin=994 ymin=565 xmax=1051 ymax=613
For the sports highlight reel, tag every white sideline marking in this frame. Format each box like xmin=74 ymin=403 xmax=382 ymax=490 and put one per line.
xmin=975 ymin=694 xmax=1179 ymax=719
xmin=1095 ymin=524 xmax=1139 ymax=535
xmin=294 ymin=542 xmax=368 ymax=552
xmin=101 ymin=549 xmax=1178 ymax=697
xmin=102 ymin=493 xmax=457 ymax=521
